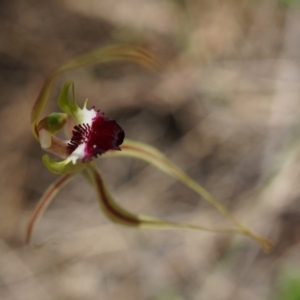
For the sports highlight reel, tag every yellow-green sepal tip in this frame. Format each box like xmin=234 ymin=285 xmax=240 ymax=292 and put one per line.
xmin=42 ymin=154 xmax=85 ymax=174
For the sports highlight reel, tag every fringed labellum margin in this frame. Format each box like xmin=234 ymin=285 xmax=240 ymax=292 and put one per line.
xmin=68 ymin=108 xmax=124 ymax=163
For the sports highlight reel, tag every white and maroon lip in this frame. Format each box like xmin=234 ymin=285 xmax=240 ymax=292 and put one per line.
xmin=67 ymin=107 xmax=124 ymax=163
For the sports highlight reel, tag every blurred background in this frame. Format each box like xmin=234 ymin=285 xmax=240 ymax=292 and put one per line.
xmin=1 ymin=0 xmax=300 ymax=299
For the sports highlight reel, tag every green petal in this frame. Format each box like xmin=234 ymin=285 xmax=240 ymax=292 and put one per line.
xmin=104 ymin=139 xmax=272 ymax=253
xmin=42 ymin=154 xmax=85 ymax=174
xmin=31 ymin=45 xmax=158 ymax=140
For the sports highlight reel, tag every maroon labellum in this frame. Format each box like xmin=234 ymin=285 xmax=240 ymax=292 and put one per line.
xmin=68 ymin=108 xmax=124 ymax=162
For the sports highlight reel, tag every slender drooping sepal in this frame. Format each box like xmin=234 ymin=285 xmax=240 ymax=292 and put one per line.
xmin=84 ymin=163 xmax=240 ymax=234
xmin=26 ymin=173 xmax=75 ymax=244
xmin=104 ymin=139 xmax=272 ymax=253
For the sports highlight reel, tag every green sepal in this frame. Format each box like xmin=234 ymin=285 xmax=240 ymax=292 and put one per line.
xmin=38 ymin=112 xmax=68 ymax=134
xmin=42 ymin=154 xmax=85 ymax=174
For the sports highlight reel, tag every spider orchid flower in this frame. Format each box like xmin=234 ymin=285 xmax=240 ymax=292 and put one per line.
xmin=27 ymin=45 xmax=272 ymax=253
xmin=38 ymin=82 xmax=125 ymax=174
